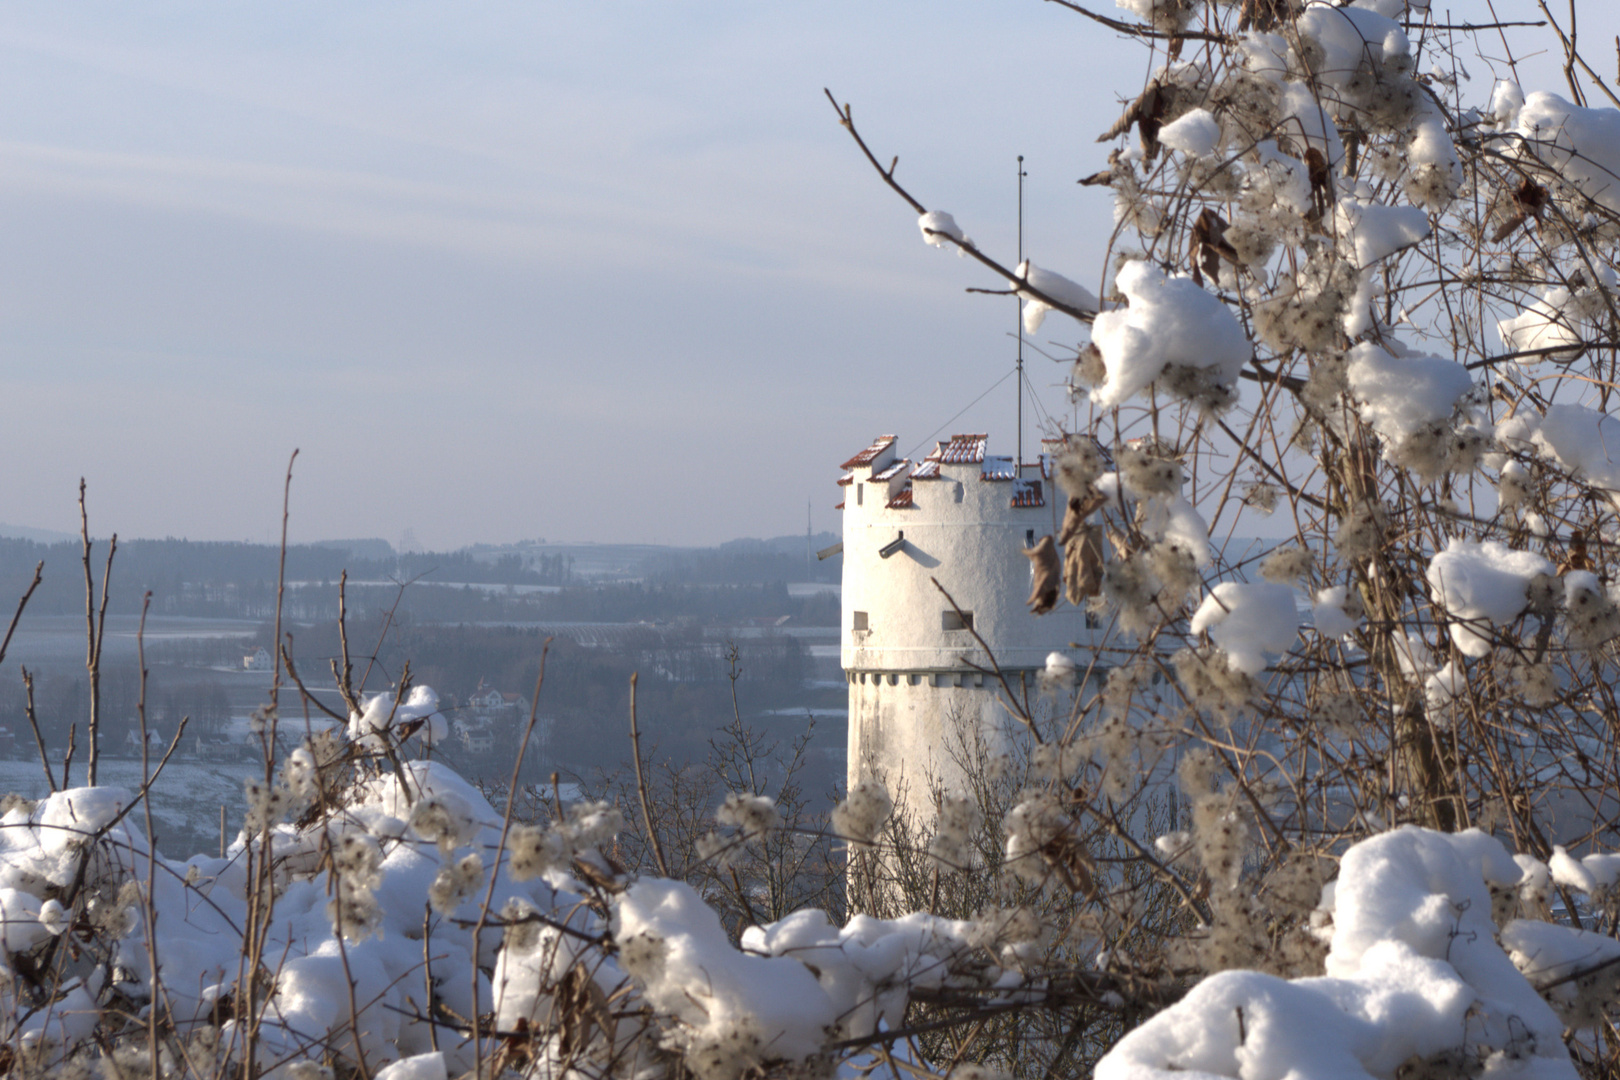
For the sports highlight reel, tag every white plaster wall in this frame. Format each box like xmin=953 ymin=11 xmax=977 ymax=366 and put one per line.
xmin=841 ymin=460 xmax=1101 ymax=672
xmin=845 ymin=673 xmax=1008 ymax=805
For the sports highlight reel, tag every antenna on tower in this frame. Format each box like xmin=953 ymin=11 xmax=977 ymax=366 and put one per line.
xmin=1016 ymin=154 xmax=1026 ymax=470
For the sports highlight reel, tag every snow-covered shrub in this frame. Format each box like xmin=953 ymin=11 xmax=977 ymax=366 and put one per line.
xmin=826 ymin=1 xmax=1620 ymax=1075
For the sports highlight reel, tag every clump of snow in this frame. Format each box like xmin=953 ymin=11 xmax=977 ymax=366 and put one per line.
xmin=1497 ymin=403 xmax=1620 ymax=508
xmin=1189 ymin=582 xmax=1299 ymax=675
xmin=1296 ymin=4 xmax=1411 ymax=92
xmin=1099 ymin=827 xmax=1569 ymax=1080
xmin=1158 ymin=108 xmax=1221 ymax=157
xmin=1312 ymin=585 xmax=1362 ymax=639
xmin=1426 ymin=538 xmax=1556 ymax=657
xmin=616 ymin=879 xmax=839 ymax=1076
xmin=1088 ymin=260 xmax=1250 ymax=408
xmin=1502 ymin=919 xmax=1620 ymax=1028
xmin=1335 ymin=196 xmax=1430 ymax=267
xmin=1500 ymin=287 xmax=1588 ymax=360
xmin=347 ymin=686 xmax=447 ymax=752
xmin=1010 ymin=260 xmax=1098 ymax=333
xmin=918 ymin=210 xmax=972 ymax=251
xmin=1489 ymin=80 xmax=1526 ymax=128
xmin=1423 ymin=660 xmax=1464 ymax=714
xmin=1403 ymin=110 xmax=1461 ymax=209
xmin=1043 ymin=650 xmax=1078 ymax=687
xmin=1096 ymin=465 xmax=1212 ymax=567
xmin=1344 ymin=342 xmax=1474 ymax=466
xmin=1518 ymin=92 xmax=1620 ymax=214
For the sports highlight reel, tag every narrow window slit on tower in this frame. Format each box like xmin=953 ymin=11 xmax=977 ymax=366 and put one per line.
xmin=942 ymin=610 xmax=974 ymax=631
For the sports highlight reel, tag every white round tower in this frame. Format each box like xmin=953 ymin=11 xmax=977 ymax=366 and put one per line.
xmin=836 ymin=432 xmax=1102 ymax=816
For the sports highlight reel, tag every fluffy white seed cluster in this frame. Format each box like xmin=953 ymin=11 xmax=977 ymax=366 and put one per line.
xmin=1055 ymin=440 xmax=1106 ymax=499
xmin=247 ymin=702 xmax=276 ymax=736
xmin=1335 ymin=501 xmax=1386 ymax=562
xmin=831 ymin=780 xmax=893 ymax=846
xmin=243 ymin=777 xmax=292 ymax=833
xmin=715 ymin=793 xmax=780 ymax=838
xmin=1310 ymin=691 xmax=1363 ymax=739
xmin=1071 ymin=343 xmax=1108 ymax=393
xmin=616 ymin=928 xmax=667 ymax=984
xmin=1030 ymin=739 xmax=1087 ymax=784
xmin=1101 ymin=663 xmax=1143 ymax=720
xmin=1260 ymin=545 xmax=1313 ymax=583
xmin=1191 ymin=793 xmax=1249 ymax=890
xmin=1117 ymin=0 xmax=1194 ymax=35
xmin=84 ymin=879 xmax=142 ymax=938
xmin=1565 ymin=576 xmax=1620 ymax=649
xmin=508 ymin=800 xmax=626 ymax=882
xmin=327 ymin=832 xmax=384 ymax=942
xmin=1243 ymin=479 xmax=1279 ymax=515
xmin=1386 ymin=421 xmax=1486 ymax=482
xmin=1255 ymin=255 xmax=1357 ymax=354
xmin=1101 ymin=542 xmax=1200 ymax=636
xmin=1173 ymin=646 xmax=1258 ymax=717
xmin=408 ymin=796 xmax=479 ymax=857
xmin=284 ymin=1062 xmax=334 ymax=1080
xmin=927 ymin=792 xmax=984 ymax=873
xmin=1160 ymin=362 xmax=1240 ymax=414
xmin=684 ymin=1018 xmax=767 ymax=1080
xmin=1511 ymin=663 xmax=1558 ymax=707
xmin=0 ymin=794 xmax=35 ymax=817
xmin=1086 ymin=714 xmax=1151 ymax=799
xmin=1118 ymin=446 xmax=1185 ymax=498
xmin=428 ymin=852 xmax=484 ymax=914
xmin=1003 ymin=791 xmax=1074 ymax=886
xmin=282 ymin=747 xmax=320 ymax=810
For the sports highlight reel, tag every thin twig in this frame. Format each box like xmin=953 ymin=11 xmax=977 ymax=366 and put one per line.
xmin=629 ymin=672 xmax=671 ymax=878
xmin=0 ymin=562 xmax=42 ymax=670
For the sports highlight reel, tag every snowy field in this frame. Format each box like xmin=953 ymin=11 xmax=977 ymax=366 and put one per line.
xmin=0 ymin=757 xmax=254 ymax=857
xmin=2 ymin=613 xmax=258 ymax=668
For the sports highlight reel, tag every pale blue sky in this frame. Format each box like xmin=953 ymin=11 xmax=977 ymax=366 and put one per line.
xmin=0 ymin=2 xmax=1601 ymax=548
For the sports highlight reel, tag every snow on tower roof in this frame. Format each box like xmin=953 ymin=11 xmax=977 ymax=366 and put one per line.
xmin=981 ymin=456 xmax=1017 ymax=481
xmin=870 ymin=458 xmax=911 ymax=483
xmin=936 ymin=433 xmax=988 ymax=465
xmin=886 ymin=487 xmax=914 ymax=509
xmin=840 ymin=434 xmax=897 ymax=470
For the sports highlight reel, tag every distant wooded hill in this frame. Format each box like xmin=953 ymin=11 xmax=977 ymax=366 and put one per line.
xmin=0 ymin=533 xmax=842 ymax=622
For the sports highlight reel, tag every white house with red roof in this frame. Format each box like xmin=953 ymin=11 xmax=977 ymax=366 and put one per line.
xmin=836 ymin=432 xmax=1102 ymax=817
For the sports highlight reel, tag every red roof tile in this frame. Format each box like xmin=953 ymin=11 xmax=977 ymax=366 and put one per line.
xmin=981 ymin=456 xmax=1017 ymax=481
xmin=840 ymin=434 xmax=897 ymax=470
xmin=886 ymin=485 xmax=914 ymax=509
xmin=1011 ymin=480 xmax=1045 ymax=508
xmin=911 ymin=458 xmax=942 ymax=480
xmin=837 ymin=471 xmax=854 ymax=487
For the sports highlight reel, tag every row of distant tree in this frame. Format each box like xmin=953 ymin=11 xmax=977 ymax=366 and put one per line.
xmin=0 ymin=535 xmax=836 ymax=621
xmin=0 ymin=614 xmax=820 ymax=773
